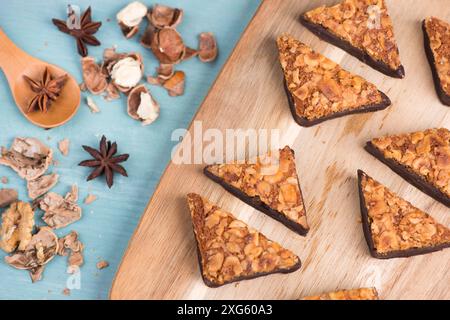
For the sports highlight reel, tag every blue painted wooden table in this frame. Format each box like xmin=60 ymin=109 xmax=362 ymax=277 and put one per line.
xmin=0 ymin=0 xmax=260 ymax=300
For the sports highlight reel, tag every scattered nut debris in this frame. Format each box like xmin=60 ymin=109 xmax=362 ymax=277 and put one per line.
xmin=0 ymin=188 xmax=18 ymax=208
xmin=58 ymin=138 xmax=70 ymax=156
xmin=0 ymin=201 xmax=34 ymax=253
xmin=86 ymin=96 xmax=101 ymax=113
xmin=198 ymin=32 xmax=218 ymax=63
xmin=79 ymin=82 xmax=87 ymax=92
xmin=37 ymin=185 xmax=82 ymax=229
xmin=117 ymin=1 xmax=148 ymax=39
xmin=119 ymin=3 xmax=217 ymax=98
xmin=0 ymin=137 xmax=53 ymax=181
xmin=5 ymin=227 xmax=59 ymax=282
xmin=58 ymin=231 xmax=84 ymax=269
xmin=27 ymin=173 xmax=59 ymax=200
xmin=81 ymin=57 xmax=108 ymax=95
xmin=163 ymin=71 xmax=185 ymax=97
xmin=96 ymin=260 xmax=109 ymax=270
xmin=84 ymin=194 xmax=98 ymax=205
xmin=127 ymin=85 xmax=160 ymax=125
xmin=1 ymin=176 xmax=8 ymax=184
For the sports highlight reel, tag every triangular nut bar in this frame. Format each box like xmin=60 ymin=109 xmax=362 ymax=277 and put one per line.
xmin=365 ymin=128 xmax=450 ymax=207
xmin=301 ymin=0 xmax=404 ymax=78
xmin=358 ymin=170 xmax=450 ymax=259
xmin=277 ymin=34 xmax=391 ymax=127
xmin=301 ymin=287 xmax=379 ymax=300
xmin=423 ymin=17 xmax=450 ymax=106
xmin=204 ymin=146 xmax=309 ymax=235
xmin=187 ymin=193 xmax=301 ymax=287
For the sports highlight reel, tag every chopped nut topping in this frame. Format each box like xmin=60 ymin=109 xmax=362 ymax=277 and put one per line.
xmin=424 ymin=17 xmax=450 ymax=96
xmin=5 ymin=227 xmax=58 ymax=282
xmin=360 ymin=173 xmax=450 ymax=255
xmin=302 ymin=287 xmax=379 ymax=300
xmin=127 ymin=85 xmax=160 ymax=125
xmin=27 ymin=173 xmax=59 ymax=199
xmin=198 ymin=32 xmax=218 ymax=63
xmin=370 ymin=128 xmax=450 ymax=199
xmin=187 ymin=193 xmax=300 ymax=286
xmin=0 ymin=137 xmax=53 ymax=181
xmin=38 ymin=186 xmax=82 ymax=229
xmin=0 ymin=188 xmax=18 ymax=208
xmin=0 ymin=201 xmax=34 ymax=253
xmin=277 ymin=34 xmax=385 ymax=121
xmin=303 ymin=0 xmax=402 ymax=71
xmin=205 ymin=147 xmax=308 ymax=231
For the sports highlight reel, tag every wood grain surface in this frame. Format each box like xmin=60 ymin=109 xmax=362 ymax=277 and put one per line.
xmin=111 ymin=0 xmax=450 ymax=300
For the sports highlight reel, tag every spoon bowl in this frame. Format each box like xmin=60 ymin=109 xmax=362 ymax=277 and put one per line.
xmin=0 ymin=28 xmax=80 ymax=129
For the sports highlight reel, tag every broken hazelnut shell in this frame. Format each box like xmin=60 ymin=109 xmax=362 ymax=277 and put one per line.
xmin=81 ymin=57 xmax=108 ymax=95
xmin=149 ymin=4 xmax=183 ymax=29
xmin=151 ymin=27 xmax=186 ymax=65
xmin=198 ymin=32 xmax=218 ymax=63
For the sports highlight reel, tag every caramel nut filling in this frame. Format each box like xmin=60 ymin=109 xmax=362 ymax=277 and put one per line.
xmin=187 ymin=193 xmax=300 ymax=286
xmin=424 ymin=17 xmax=450 ymax=96
xmin=370 ymin=128 xmax=450 ymax=198
xmin=205 ymin=146 xmax=308 ymax=230
xmin=302 ymin=287 xmax=379 ymax=300
xmin=277 ymin=34 xmax=384 ymax=121
xmin=304 ymin=0 xmax=402 ymax=71
xmin=361 ymin=174 xmax=450 ymax=255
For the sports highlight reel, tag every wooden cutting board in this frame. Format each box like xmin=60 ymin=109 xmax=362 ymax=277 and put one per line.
xmin=111 ymin=0 xmax=450 ymax=300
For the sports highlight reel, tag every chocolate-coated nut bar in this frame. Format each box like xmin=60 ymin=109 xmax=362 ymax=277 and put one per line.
xmin=277 ymin=34 xmax=391 ymax=127
xmin=187 ymin=193 xmax=301 ymax=287
xmin=301 ymin=0 xmax=404 ymax=78
xmin=204 ymin=146 xmax=308 ymax=235
xmin=423 ymin=17 xmax=450 ymax=106
xmin=301 ymin=287 xmax=379 ymax=300
xmin=358 ymin=170 xmax=450 ymax=259
xmin=365 ymin=128 xmax=450 ymax=207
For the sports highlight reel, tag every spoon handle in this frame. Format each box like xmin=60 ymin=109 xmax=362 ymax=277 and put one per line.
xmin=0 ymin=28 xmax=33 ymax=84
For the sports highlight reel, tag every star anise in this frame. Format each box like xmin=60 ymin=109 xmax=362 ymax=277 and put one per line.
xmin=52 ymin=6 xmax=102 ymax=57
xmin=23 ymin=67 xmax=68 ymax=113
xmin=79 ymin=136 xmax=129 ymax=188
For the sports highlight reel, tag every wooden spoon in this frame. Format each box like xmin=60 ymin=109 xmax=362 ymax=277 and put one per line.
xmin=0 ymin=28 xmax=80 ymax=129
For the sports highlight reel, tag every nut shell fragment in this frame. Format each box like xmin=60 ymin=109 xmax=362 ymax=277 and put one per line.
xmin=81 ymin=57 xmax=108 ymax=95
xmin=163 ymin=71 xmax=185 ymax=96
xmin=149 ymin=4 xmax=183 ymax=29
xmin=198 ymin=32 xmax=218 ymax=63
xmin=151 ymin=27 xmax=185 ymax=65
xmin=0 ymin=188 xmax=18 ymax=208
xmin=116 ymin=1 xmax=148 ymax=39
xmin=0 ymin=137 xmax=53 ymax=181
xmin=27 ymin=173 xmax=59 ymax=200
xmin=127 ymin=85 xmax=160 ymax=125
xmin=110 ymin=54 xmax=144 ymax=92
xmin=5 ymin=227 xmax=58 ymax=276
xmin=38 ymin=186 xmax=82 ymax=229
